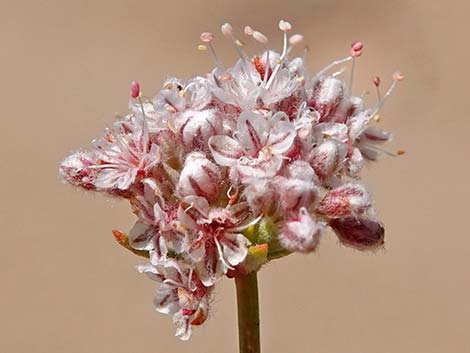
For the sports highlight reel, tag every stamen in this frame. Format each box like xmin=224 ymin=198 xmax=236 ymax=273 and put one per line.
xmin=279 ymin=20 xmax=292 ymax=32
xmin=253 ymin=31 xmax=268 ymax=45
xmin=184 ymin=203 xmax=194 ymax=213
xmin=250 ymin=30 xmax=271 ymax=87
xmin=397 ymin=149 xmax=406 ymax=155
xmin=372 ymin=71 xmax=405 ymax=115
xmin=348 ymin=41 xmax=363 ymax=95
xmin=130 ymin=81 xmax=149 ymax=154
xmin=244 ymin=26 xmax=254 ymax=36
xmin=313 ymin=55 xmax=353 ymax=83
xmin=130 ymin=81 xmax=140 ymax=98
xmin=287 ymin=34 xmax=304 ymax=56
xmin=265 ymin=20 xmax=291 ymax=89
xmin=221 ymin=22 xmax=249 ymax=62
xmin=199 ymin=32 xmax=224 ymax=69
xmin=332 ymin=66 xmax=347 ymax=77
xmin=373 ymin=76 xmax=382 ymax=102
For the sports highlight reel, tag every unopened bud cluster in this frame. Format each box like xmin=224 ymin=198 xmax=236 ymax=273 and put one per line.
xmin=60 ymin=20 xmax=402 ymax=340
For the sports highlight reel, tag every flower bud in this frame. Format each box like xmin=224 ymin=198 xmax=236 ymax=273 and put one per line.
xmin=309 ymin=140 xmax=348 ymax=179
xmin=311 ymin=77 xmax=344 ymax=120
xmin=177 ymin=152 xmax=222 ymax=202
xmin=345 ymin=147 xmax=364 ymax=177
xmin=329 ymin=216 xmax=384 ymax=250
xmin=279 ymin=208 xmax=322 ymax=253
xmin=276 ymin=161 xmax=319 ymax=212
xmin=316 ymin=183 xmax=372 ymax=218
xmin=59 ymin=151 xmax=97 ymax=190
xmin=175 ymin=109 xmax=222 ymax=149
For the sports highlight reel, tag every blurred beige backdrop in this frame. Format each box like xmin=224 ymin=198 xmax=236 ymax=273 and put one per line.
xmin=1 ymin=1 xmax=469 ymax=352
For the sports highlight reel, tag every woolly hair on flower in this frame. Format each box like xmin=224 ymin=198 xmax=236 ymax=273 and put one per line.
xmin=59 ymin=20 xmax=403 ymax=348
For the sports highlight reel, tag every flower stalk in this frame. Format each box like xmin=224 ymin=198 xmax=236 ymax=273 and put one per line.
xmin=235 ymin=272 xmax=261 ymax=353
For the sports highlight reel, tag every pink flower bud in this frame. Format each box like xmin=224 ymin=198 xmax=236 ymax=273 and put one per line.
xmin=279 ymin=208 xmax=323 ymax=253
xmin=316 ymin=183 xmax=372 ymax=218
xmin=309 ymin=140 xmax=348 ymax=179
xmin=312 ymin=77 xmax=344 ymax=119
xmin=200 ymin=32 xmax=214 ymax=42
xmin=177 ymin=152 xmax=222 ymax=202
xmin=329 ymin=217 xmax=384 ymax=250
xmin=174 ymin=109 xmax=223 ymax=148
xmin=59 ymin=151 xmax=97 ymax=190
xmin=130 ymin=81 xmax=140 ymax=98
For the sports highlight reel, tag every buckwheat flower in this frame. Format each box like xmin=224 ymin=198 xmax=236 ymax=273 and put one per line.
xmin=176 ymin=197 xmax=253 ymax=286
xmin=209 ymin=111 xmax=295 ymax=180
xmin=90 ymin=116 xmax=159 ymax=191
xmin=138 ymin=259 xmax=212 ymax=341
xmin=177 ymin=152 xmax=223 ymax=202
xmin=329 ymin=216 xmax=384 ymax=250
xmin=59 ymin=150 xmax=99 ymax=191
xmin=279 ymin=208 xmax=323 ymax=253
xmin=309 ymin=139 xmax=348 ymax=179
xmin=316 ymin=183 xmax=372 ymax=218
xmin=59 ymin=20 xmax=403 ymax=345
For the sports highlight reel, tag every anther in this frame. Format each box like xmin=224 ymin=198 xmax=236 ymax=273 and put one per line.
xmin=279 ymin=20 xmax=292 ymax=32
xmin=393 ymin=71 xmax=405 ymax=81
xmin=253 ymin=31 xmax=268 ymax=45
xmin=244 ymin=26 xmax=254 ymax=36
xmin=221 ymin=23 xmax=233 ymax=38
xmin=130 ymin=81 xmax=140 ymax=98
xmin=199 ymin=31 xmax=224 ymax=69
xmin=200 ymin=32 xmax=215 ymax=42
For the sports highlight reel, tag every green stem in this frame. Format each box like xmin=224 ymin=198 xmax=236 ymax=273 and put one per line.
xmin=235 ymin=272 xmax=261 ymax=353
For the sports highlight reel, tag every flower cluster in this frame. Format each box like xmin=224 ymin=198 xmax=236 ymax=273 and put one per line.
xmin=60 ymin=20 xmax=403 ymax=340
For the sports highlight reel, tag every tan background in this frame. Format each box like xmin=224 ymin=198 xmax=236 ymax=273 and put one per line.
xmin=1 ymin=0 xmax=469 ymax=352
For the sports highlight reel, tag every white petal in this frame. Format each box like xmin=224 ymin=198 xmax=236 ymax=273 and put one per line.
xmin=267 ymin=113 xmax=296 ymax=154
xmin=237 ymin=111 xmax=270 ymax=156
xmin=237 ymin=152 xmax=283 ymax=179
xmin=208 ymin=135 xmax=244 ymax=166
xmin=220 ymin=233 xmax=249 ymax=266
xmin=128 ymin=222 xmax=155 ymax=251
xmin=154 ymin=283 xmax=180 ymax=315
